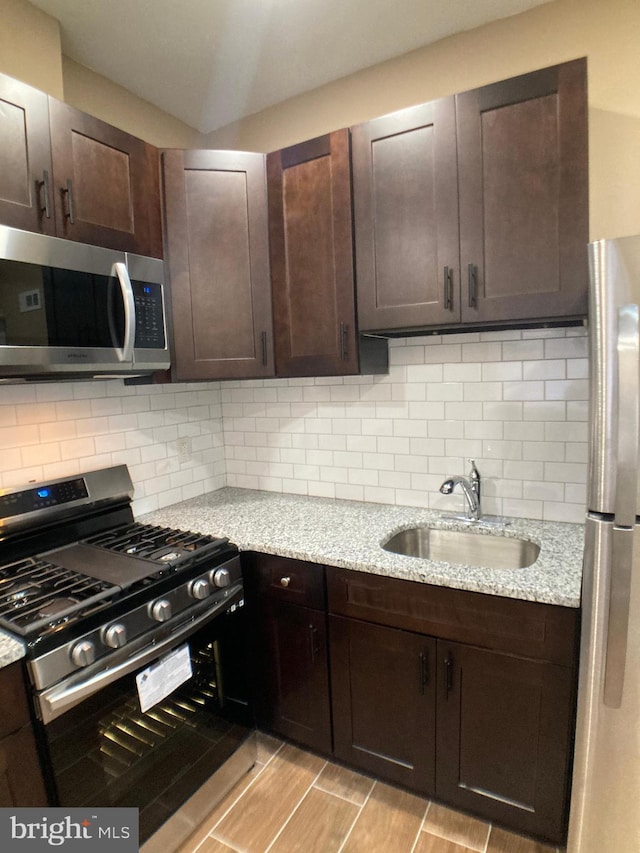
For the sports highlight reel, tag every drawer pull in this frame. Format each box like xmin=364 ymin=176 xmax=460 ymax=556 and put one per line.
xmin=280 ymin=576 xmax=291 ymax=588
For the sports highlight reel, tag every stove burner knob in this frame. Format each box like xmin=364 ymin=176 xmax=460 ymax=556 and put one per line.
xmin=149 ymin=599 xmax=172 ymax=622
xmin=70 ymin=640 xmax=96 ymax=668
xmin=103 ymin=623 xmax=127 ymax=649
xmin=189 ymin=578 xmax=211 ymax=600
xmin=210 ymin=567 xmax=231 ymax=588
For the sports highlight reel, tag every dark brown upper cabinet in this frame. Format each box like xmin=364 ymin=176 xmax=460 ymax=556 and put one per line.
xmin=0 ymin=71 xmax=162 ymax=257
xmin=353 ymin=58 xmax=588 ymax=334
xmin=162 ymin=149 xmax=274 ymax=382
xmin=48 ymin=99 xmax=162 ymax=257
xmin=0 ymin=74 xmax=55 ymax=236
xmin=457 ymin=58 xmax=588 ymax=326
xmin=352 ymin=98 xmax=460 ymax=331
xmin=267 ymin=131 xmax=387 ymax=377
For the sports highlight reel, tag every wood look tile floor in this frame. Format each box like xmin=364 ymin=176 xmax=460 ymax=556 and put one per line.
xmin=178 ymin=734 xmax=564 ymax=853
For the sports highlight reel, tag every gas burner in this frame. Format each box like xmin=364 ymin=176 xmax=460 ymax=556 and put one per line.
xmin=7 ymin=583 xmax=40 ymax=604
xmin=0 ymin=558 xmax=120 ymax=637
xmin=37 ymin=598 xmax=79 ymax=619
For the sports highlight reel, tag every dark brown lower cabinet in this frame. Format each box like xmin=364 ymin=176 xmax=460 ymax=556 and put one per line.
xmin=245 ymin=553 xmax=332 ymax=754
xmin=436 ymin=641 xmax=575 ymax=843
xmin=257 ymin=600 xmax=332 ymax=753
xmin=330 ymin=615 xmax=436 ymax=794
xmin=0 ymin=662 xmax=47 ymax=807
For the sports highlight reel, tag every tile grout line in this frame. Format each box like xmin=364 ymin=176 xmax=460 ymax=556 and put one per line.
xmin=261 ymin=758 xmax=330 ymax=853
xmin=482 ymin=821 xmax=493 ymax=853
xmin=335 ymin=778 xmax=377 ymax=853
xmin=408 ymin=799 xmax=431 ymax=853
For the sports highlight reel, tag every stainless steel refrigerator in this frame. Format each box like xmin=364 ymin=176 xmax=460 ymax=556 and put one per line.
xmin=568 ymin=236 xmax=640 ymax=853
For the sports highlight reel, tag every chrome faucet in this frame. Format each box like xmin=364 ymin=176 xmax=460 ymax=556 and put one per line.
xmin=439 ymin=460 xmax=481 ymax=521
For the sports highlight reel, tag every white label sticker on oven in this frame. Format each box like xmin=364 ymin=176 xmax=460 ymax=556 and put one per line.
xmin=136 ymin=643 xmax=193 ymax=713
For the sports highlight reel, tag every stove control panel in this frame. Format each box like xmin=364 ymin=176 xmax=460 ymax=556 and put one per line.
xmin=0 ymin=477 xmax=88 ymax=519
xmin=29 ymin=555 xmax=243 ymax=687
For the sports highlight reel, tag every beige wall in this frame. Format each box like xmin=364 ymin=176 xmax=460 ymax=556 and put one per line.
xmin=0 ymin=0 xmax=63 ymax=97
xmin=62 ymin=58 xmax=200 ymax=149
xmin=203 ymin=0 xmax=640 ymax=241
xmin=0 ymin=0 xmax=199 ymax=148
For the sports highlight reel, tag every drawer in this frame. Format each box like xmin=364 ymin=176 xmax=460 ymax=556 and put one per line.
xmin=326 ymin=566 xmax=578 ymax=666
xmin=245 ymin=553 xmax=326 ymax=610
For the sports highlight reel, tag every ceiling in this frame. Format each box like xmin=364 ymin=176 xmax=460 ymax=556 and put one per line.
xmin=30 ymin=0 xmax=552 ymax=134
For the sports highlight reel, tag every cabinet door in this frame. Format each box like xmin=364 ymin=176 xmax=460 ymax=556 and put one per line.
xmin=330 ymin=615 xmax=436 ymax=795
xmin=48 ymin=99 xmax=162 ymax=256
xmin=257 ymin=601 xmax=331 ymax=753
xmin=0 ymin=726 xmax=48 ymax=807
xmin=352 ymin=99 xmax=460 ymax=332
xmin=0 ymin=73 xmax=54 ymax=235
xmin=268 ymin=130 xmax=359 ymax=376
xmin=457 ymin=58 xmax=588 ymax=325
xmin=436 ymin=640 xmax=574 ymax=844
xmin=162 ymin=149 xmax=274 ymax=381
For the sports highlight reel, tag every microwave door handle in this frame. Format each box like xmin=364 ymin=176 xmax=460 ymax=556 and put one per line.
xmin=603 ymin=304 xmax=640 ymax=708
xmin=112 ymin=261 xmax=135 ymax=363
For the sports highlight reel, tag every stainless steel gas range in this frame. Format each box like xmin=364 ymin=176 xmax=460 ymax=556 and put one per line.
xmin=0 ymin=465 xmax=255 ymax=850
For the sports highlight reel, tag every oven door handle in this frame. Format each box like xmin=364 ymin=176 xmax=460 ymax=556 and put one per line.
xmin=38 ymin=588 xmax=242 ymax=725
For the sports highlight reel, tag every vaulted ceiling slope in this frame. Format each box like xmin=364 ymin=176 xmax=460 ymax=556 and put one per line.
xmin=30 ymin=0 xmax=552 ymax=133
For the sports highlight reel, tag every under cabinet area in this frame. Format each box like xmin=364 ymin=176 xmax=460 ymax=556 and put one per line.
xmin=0 ymin=71 xmax=162 ymax=257
xmin=352 ymin=58 xmax=588 ymax=334
xmin=246 ymin=553 xmax=579 ymax=845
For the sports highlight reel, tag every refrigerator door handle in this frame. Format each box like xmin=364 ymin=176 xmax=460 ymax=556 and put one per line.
xmin=603 ymin=304 xmax=640 ymax=708
xmin=604 ymin=525 xmax=634 ymax=708
xmin=613 ymin=304 xmax=640 ymax=528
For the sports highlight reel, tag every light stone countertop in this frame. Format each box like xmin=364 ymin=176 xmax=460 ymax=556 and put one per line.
xmin=0 ymin=629 xmax=26 ymax=667
xmin=140 ymin=488 xmax=585 ymax=608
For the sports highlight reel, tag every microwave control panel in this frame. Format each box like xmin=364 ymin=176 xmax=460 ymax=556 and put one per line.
xmin=133 ymin=281 xmax=166 ymax=348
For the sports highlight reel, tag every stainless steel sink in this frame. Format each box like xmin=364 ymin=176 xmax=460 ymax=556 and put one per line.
xmin=381 ymin=526 xmax=540 ymax=569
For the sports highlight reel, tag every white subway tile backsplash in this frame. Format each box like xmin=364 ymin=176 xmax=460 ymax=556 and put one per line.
xmin=0 ymin=328 xmax=588 ymax=524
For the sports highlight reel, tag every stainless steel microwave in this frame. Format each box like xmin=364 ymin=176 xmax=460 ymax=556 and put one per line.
xmin=0 ymin=224 xmax=170 ymax=380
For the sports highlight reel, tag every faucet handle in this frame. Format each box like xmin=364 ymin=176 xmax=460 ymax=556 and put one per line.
xmin=468 ymin=460 xmax=480 ymax=493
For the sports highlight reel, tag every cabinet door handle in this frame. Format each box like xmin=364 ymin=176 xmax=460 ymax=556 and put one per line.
xmin=468 ymin=264 xmax=478 ymax=308
xmin=279 ymin=576 xmax=291 ymax=588
xmin=38 ymin=169 xmax=51 ymax=219
xmin=443 ymin=266 xmax=453 ymax=311
xmin=309 ymin=623 xmax=319 ymax=663
xmin=63 ymin=178 xmax=75 ymax=224
xmin=419 ymin=651 xmax=430 ymax=693
xmin=261 ymin=330 xmax=268 ymax=366
xmin=340 ymin=322 xmax=348 ymax=361
xmin=444 ymin=652 xmax=454 ymax=695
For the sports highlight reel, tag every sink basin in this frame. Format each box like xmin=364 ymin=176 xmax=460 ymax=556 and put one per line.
xmin=381 ymin=526 xmax=540 ymax=570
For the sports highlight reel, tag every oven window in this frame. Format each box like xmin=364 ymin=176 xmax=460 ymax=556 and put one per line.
xmin=42 ymin=613 xmax=252 ymax=843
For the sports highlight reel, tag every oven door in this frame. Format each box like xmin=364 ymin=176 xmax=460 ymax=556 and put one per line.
xmin=32 ymin=591 xmax=254 ymax=844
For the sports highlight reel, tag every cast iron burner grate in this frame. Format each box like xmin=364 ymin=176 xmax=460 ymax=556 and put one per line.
xmin=0 ymin=557 xmax=119 ymax=636
xmin=85 ymin=523 xmax=228 ymax=568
